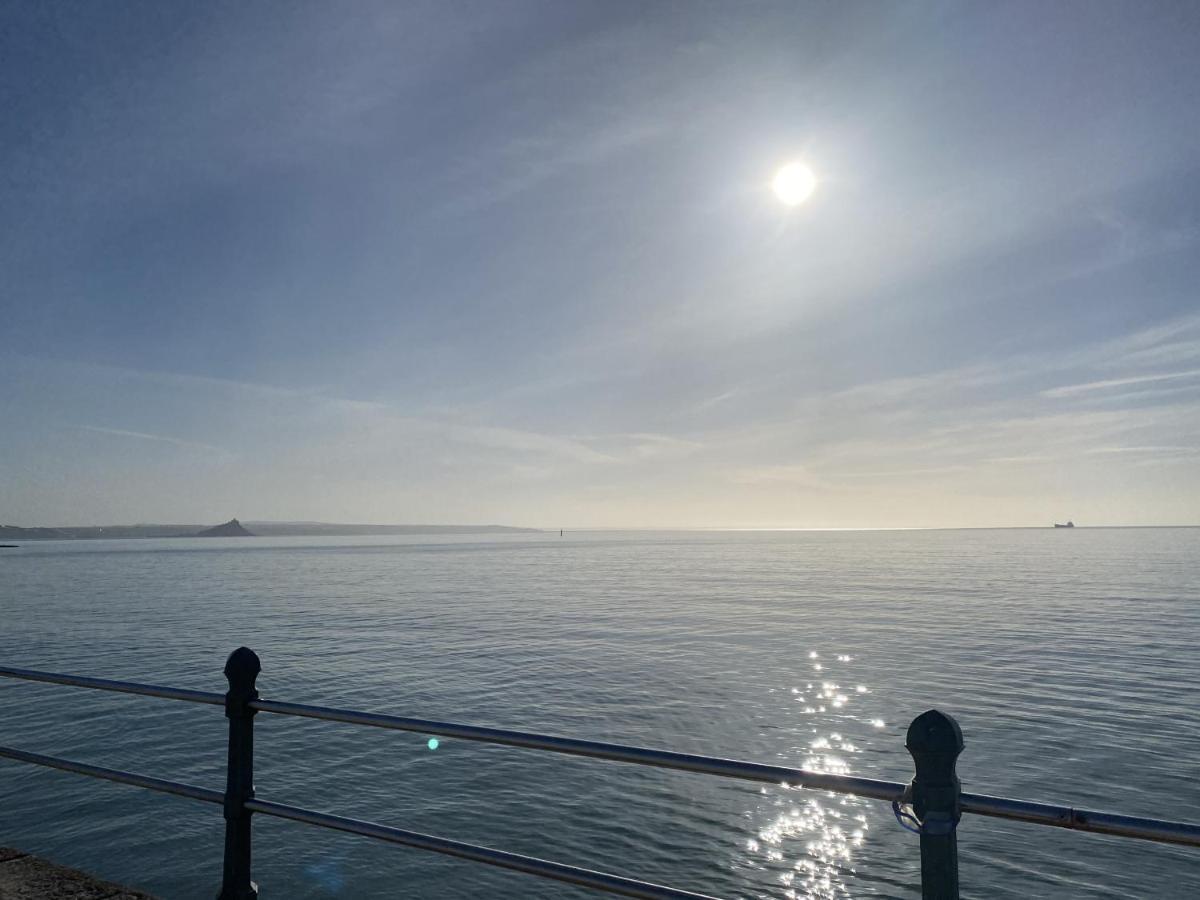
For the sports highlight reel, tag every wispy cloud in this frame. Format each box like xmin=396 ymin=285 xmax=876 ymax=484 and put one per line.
xmin=439 ymin=117 xmax=666 ymax=216
xmin=436 ymin=421 xmax=615 ymax=465
xmin=1042 ymin=369 xmax=1200 ymax=398
xmin=731 ymin=464 xmax=829 ymax=489
xmin=692 ymin=389 xmax=741 ymax=413
xmin=76 ymin=425 xmax=229 ymax=456
xmin=697 ymin=313 xmax=1200 ymax=494
xmin=1086 ymin=445 xmax=1195 ymax=456
xmin=67 ymin=357 xmax=618 ymax=467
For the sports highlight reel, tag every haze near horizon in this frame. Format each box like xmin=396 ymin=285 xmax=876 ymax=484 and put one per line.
xmin=3 ymin=1 xmax=1199 ymax=529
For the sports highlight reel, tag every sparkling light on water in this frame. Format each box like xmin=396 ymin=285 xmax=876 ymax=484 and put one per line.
xmin=743 ymin=650 xmax=874 ymax=899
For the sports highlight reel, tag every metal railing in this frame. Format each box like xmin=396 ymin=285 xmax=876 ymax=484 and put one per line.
xmin=0 ymin=650 xmax=1197 ymax=899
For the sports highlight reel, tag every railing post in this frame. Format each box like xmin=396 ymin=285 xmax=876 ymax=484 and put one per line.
xmin=905 ymin=709 xmax=964 ymax=900
xmin=218 ymin=647 xmax=261 ymax=900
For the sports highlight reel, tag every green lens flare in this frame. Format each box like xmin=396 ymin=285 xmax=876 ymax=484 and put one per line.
xmin=427 ymin=738 xmax=439 ymax=750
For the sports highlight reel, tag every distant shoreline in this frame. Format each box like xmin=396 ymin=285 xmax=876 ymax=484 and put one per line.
xmin=0 ymin=522 xmax=541 ymax=541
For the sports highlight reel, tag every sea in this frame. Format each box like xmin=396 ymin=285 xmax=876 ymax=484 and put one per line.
xmin=0 ymin=528 xmax=1197 ymax=899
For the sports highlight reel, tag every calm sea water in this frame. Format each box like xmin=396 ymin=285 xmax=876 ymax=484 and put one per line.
xmin=0 ymin=529 xmax=1197 ymax=899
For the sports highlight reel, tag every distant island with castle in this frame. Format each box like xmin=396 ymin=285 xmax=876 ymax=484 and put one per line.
xmin=195 ymin=518 xmax=255 ymax=537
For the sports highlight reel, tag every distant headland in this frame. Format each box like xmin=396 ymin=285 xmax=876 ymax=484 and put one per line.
xmin=0 ymin=520 xmax=540 ymax=541
xmin=195 ymin=518 xmax=254 ymax=537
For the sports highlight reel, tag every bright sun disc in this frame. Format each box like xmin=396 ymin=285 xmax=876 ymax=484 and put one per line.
xmin=772 ymin=161 xmax=817 ymax=206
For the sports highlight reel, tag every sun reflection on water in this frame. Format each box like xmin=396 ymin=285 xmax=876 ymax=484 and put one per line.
xmin=755 ymin=795 xmax=868 ymax=898
xmin=741 ymin=650 xmax=879 ymax=898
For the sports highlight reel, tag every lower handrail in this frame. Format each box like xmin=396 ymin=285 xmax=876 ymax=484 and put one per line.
xmin=0 ymin=742 xmax=721 ymax=900
xmin=247 ymin=797 xmax=722 ymax=900
xmin=0 ymin=744 xmax=223 ymax=805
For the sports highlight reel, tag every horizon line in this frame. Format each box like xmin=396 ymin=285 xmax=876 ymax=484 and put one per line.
xmin=6 ymin=521 xmax=1200 ymax=533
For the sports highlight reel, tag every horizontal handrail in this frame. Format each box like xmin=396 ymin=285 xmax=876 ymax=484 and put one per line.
xmin=0 ymin=744 xmax=224 ymax=805
xmin=247 ymin=798 xmax=721 ymax=900
xmin=0 ymin=743 xmax=719 ymax=900
xmin=959 ymin=793 xmax=1200 ymax=847
xmin=251 ymin=697 xmax=905 ymax=799
xmin=0 ymin=665 xmax=224 ymax=706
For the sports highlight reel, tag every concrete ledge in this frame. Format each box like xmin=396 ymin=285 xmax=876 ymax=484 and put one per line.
xmin=0 ymin=849 xmax=156 ymax=899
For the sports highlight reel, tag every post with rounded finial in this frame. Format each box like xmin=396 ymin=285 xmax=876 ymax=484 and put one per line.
xmin=905 ymin=710 xmax=964 ymax=900
xmin=218 ymin=647 xmax=261 ymax=899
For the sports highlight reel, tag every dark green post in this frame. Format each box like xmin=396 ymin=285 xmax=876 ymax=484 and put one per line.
xmin=218 ymin=647 xmax=261 ymax=899
xmin=906 ymin=710 xmax=964 ymax=900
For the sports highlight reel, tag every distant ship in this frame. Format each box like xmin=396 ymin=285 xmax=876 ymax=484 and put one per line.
xmin=1054 ymin=521 xmax=1075 ymax=528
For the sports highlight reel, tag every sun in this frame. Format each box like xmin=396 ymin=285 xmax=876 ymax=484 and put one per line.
xmin=772 ymin=161 xmax=817 ymax=206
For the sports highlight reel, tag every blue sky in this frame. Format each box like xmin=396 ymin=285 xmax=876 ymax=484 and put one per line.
xmin=3 ymin=1 xmax=1199 ymax=527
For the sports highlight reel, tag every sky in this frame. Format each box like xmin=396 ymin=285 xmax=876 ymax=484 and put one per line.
xmin=2 ymin=0 xmax=1199 ymax=529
